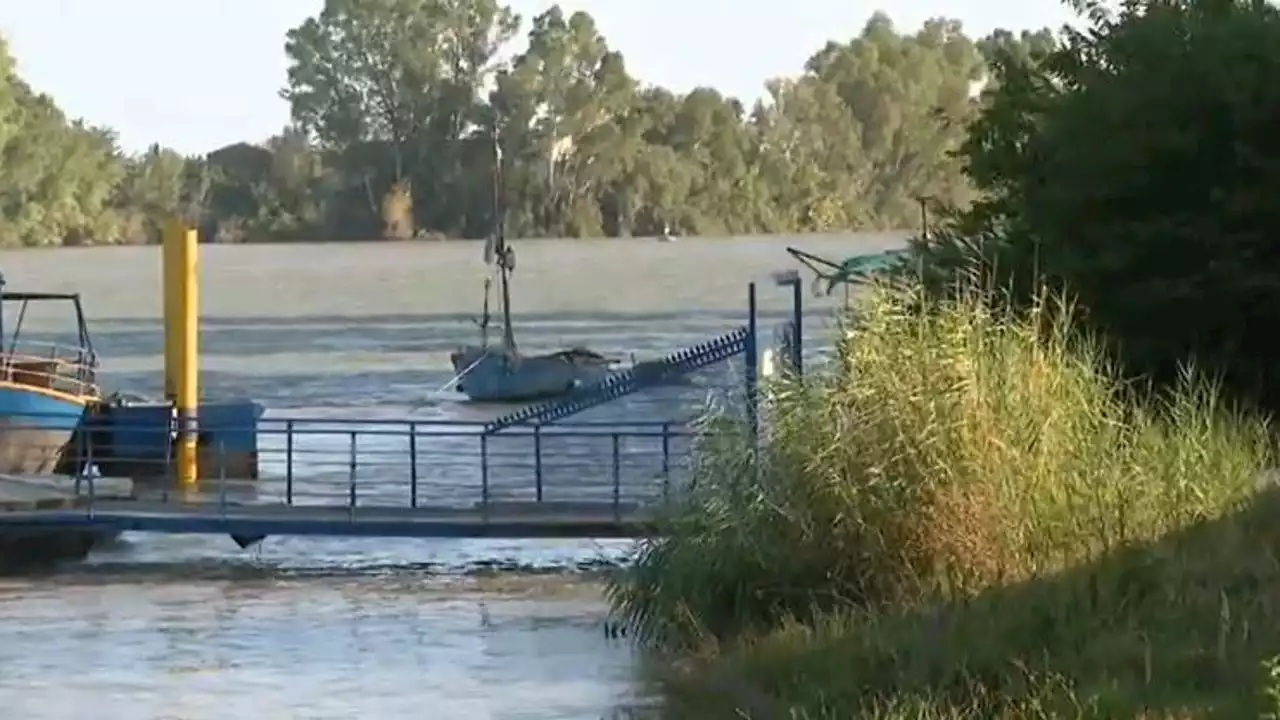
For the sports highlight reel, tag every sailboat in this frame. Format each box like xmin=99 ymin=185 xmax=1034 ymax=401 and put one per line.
xmin=448 ymin=128 xmax=616 ymax=403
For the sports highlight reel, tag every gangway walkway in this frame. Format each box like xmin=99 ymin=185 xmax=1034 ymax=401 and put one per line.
xmin=0 ymin=500 xmax=658 ymax=539
xmin=0 ymin=416 xmax=691 ymax=541
xmin=485 ymin=326 xmax=750 ymax=433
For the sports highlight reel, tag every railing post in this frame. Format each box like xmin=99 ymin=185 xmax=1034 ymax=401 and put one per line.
xmin=534 ymin=424 xmax=544 ymax=503
xmin=792 ymin=275 xmax=804 ymax=379
xmin=285 ymin=419 xmax=295 ymax=505
xmin=746 ymin=282 xmax=759 ymax=445
xmin=348 ymin=431 xmax=358 ymax=513
xmin=480 ymin=434 xmax=490 ymax=511
xmin=660 ymin=423 xmax=671 ymax=502
xmin=612 ymin=433 xmax=621 ymax=520
xmin=218 ymin=440 xmax=228 ymax=510
xmin=79 ymin=423 xmax=96 ymax=498
xmin=81 ymin=425 xmax=96 ymax=512
xmin=409 ymin=422 xmax=419 ymax=509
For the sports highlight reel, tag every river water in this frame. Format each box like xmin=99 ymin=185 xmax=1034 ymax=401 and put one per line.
xmin=0 ymin=234 xmax=900 ymax=720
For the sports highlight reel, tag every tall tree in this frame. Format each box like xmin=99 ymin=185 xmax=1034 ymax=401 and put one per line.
xmin=493 ymin=6 xmax=636 ymax=236
xmin=804 ymin=13 xmax=985 ymax=228
xmin=283 ymin=0 xmax=518 ymax=237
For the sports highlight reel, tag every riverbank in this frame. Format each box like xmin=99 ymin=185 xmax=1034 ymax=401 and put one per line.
xmin=610 ymin=281 xmax=1280 ymax=718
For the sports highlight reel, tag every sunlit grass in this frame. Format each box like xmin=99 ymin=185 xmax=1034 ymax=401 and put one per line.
xmin=608 ymin=279 xmax=1280 ymax=718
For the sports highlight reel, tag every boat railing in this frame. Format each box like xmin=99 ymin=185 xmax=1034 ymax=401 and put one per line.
xmin=0 ymin=341 xmax=98 ymax=398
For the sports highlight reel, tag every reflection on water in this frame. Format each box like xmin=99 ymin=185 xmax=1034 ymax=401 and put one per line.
xmin=0 ymin=572 xmax=653 ymax=720
xmin=0 ymin=237 xmax=902 ymax=718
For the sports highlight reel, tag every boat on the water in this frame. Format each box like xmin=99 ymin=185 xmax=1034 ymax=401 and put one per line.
xmin=786 ymin=246 xmax=908 ymax=298
xmin=0 ymin=273 xmax=101 ymax=475
xmin=450 ymin=130 xmax=616 ymax=404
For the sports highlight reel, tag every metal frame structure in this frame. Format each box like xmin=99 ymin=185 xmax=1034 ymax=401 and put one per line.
xmin=0 ymin=415 xmax=693 ymax=539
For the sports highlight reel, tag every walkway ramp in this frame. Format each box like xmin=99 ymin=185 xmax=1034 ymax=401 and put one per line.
xmin=485 ymin=327 xmax=750 ymax=433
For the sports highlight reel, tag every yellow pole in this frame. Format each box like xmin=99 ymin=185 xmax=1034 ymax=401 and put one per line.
xmin=162 ymin=221 xmax=181 ymax=400
xmin=175 ymin=225 xmax=200 ymax=490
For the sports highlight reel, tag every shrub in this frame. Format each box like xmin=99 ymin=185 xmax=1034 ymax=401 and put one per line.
xmin=608 ymin=278 xmax=1274 ymax=715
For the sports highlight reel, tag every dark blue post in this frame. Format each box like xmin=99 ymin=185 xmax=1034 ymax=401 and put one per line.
xmin=745 ymin=282 xmax=759 ymax=442
xmin=480 ymin=434 xmax=491 ymax=507
xmin=660 ymin=422 xmax=671 ymax=501
xmin=285 ymin=419 xmax=294 ymax=505
xmin=791 ymin=277 xmax=804 ymax=378
xmin=533 ymin=425 xmax=544 ymax=503
xmin=348 ymin=431 xmax=358 ymax=510
xmin=611 ymin=433 xmax=621 ymax=518
xmin=408 ymin=422 xmax=419 ymax=509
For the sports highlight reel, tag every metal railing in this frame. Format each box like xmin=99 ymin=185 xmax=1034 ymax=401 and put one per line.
xmin=248 ymin=417 xmax=693 ymax=511
xmin=0 ymin=411 xmax=697 ymax=517
xmin=0 ymin=341 xmax=98 ymax=398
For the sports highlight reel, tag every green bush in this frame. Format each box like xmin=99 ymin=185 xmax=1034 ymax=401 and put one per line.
xmin=609 ymin=279 xmax=1276 ymax=717
xmin=921 ymin=0 xmax=1280 ymax=413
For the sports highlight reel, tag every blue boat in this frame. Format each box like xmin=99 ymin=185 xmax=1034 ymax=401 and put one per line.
xmin=0 ymin=272 xmax=264 ymax=483
xmin=0 ymin=273 xmax=101 ymax=475
xmin=450 ymin=131 xmax=616 ymax=404
xmin=451 ymin=343 xmax=614 ymax=403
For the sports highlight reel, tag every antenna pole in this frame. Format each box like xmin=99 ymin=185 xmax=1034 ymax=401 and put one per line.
xmin=493 ymin=118 xmax=516 ymax=353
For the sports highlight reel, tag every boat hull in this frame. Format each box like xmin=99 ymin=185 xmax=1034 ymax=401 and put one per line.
xmin=0 ymin=383 xmax=90 ymax=475
xmin=451 ymin=346 xmax=613 ymax=403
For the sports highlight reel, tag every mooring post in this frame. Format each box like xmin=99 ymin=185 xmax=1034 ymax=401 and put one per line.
xmin=162 ymin=225 xmax=178 ymax=400
xmin=745 ymin=282 xmax=759 ymax=444
xmin=164 ymin=220 xmax=200 ymax=491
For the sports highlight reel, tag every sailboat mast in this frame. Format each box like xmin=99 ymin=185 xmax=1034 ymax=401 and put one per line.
xmin=492 ymin=122 xmax=516 ymax=352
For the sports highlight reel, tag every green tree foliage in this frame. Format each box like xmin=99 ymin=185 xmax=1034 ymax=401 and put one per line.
xmin=0 ymin=3 xmax=1056 ymax=247
xmin=917 ymin=0 xmax=1280 ymax=412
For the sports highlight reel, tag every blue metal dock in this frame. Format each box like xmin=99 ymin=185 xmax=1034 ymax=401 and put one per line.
xmin=0 ymin=417 xmax=693 ymax=540
xmin=0 ymin=280 xmax=799 ymax=547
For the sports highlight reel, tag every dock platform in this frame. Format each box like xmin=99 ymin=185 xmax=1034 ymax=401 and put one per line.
xmin=0 ymin=474 xmax=134 ymax=570
xmin=0 ymin=499 xmax=657 ymax=539
xmin=0 ymin=418 xmax=692 ymax=541
xmin=0 ymin=473 xmax=133 ymax=509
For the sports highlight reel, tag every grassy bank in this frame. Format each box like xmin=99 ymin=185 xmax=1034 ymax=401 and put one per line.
xmin=608 ymin=280 xmax=1280 ymax=718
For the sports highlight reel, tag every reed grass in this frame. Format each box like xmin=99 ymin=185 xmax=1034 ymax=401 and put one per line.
xmin=607 ymin=279 xmax=1280 ymax=718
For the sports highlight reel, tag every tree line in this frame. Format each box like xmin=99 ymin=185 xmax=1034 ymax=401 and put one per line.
xmin=0 ymin=2 xmax=1054 ymax=247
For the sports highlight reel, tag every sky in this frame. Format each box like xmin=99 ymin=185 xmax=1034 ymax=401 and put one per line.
xmin=0 ymin=0 xmax=1076 ymax=155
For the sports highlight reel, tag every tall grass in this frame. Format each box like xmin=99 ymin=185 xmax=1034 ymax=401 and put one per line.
xmin=608 ymin=279 xmax=1277 ymax=716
